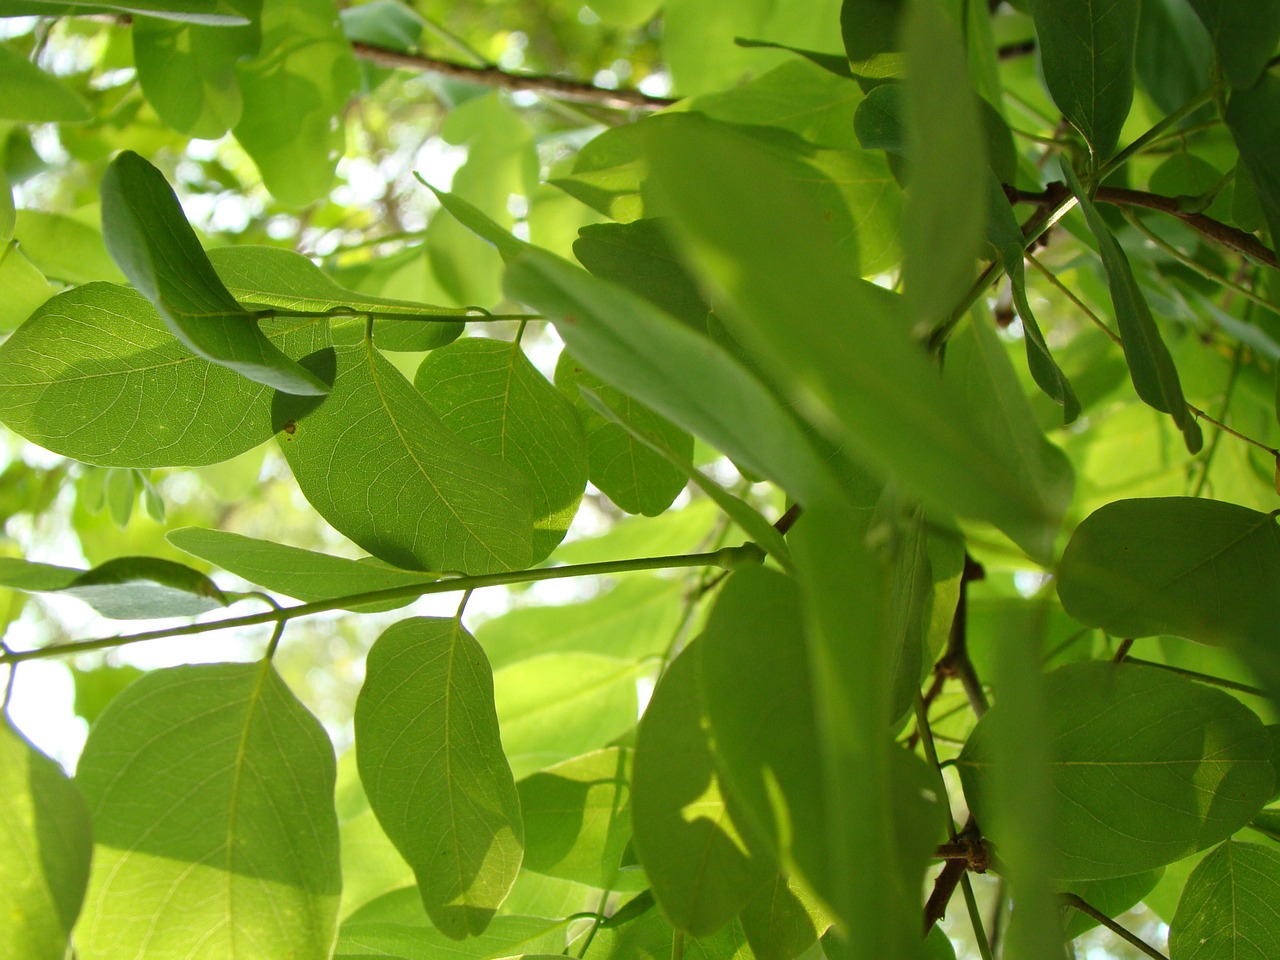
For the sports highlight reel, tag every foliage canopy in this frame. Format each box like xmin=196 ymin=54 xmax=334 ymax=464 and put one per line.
xmin=1 ymin=1 xmax=1279 ymax=959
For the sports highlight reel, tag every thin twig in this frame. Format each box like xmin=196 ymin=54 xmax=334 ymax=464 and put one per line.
xmin=1062 ymin=894 xmax=1169 ymax=960
xmin=350 ymin=42 xmax=677 ymax=110
xmin=1122 ymin=657 xmax=1269 ymax=698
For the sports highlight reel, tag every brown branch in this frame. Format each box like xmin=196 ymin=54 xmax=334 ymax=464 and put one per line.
xmin=1062 ymin=894 xmax=1169 ymax=960
xmin=935 ymin=554 xmax=988 ymax=717
xmin=350 ymin=42 xmax=678 ymax=110
xmin=1005 ymin=182 xmax=1280 ymax=271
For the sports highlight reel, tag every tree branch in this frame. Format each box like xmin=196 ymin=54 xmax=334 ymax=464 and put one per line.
xmin=1062 ymin=894 xmax=1169 ymax=960
xmin=349 ymin=42 xmax=678 ymax=110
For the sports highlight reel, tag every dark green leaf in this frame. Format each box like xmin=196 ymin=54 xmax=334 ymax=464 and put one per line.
xmin=1226 ymin=74 xmax=1280 ymax=255
xmin=1065 ymin=165 xmax=1200 ymax=451
xmin=1027 ymin=0 xmax=1140 ymax=159
xmin=167 ymin=526 xmax=433 ymax=610
xmin=0 ymin=720 xmax=92 ymax=960
xmin=417 ymin=337 xmax=587 ymax=562
xmin=957 ymin=662 xmax=1275 ymax=880
xmin=0 ymin=43 xmax=90 ymax=122
xmin=1187 ymin=0 xmax=1280 ymax=89
xmin=276 ymin=343 xmax=533 ymax=574
xmin=840 ymin=0 xmax=903 ymax=62
xmin=1135 ymin=0 xmax=1213 ymax=115
xmin=74 ymin=663 xmax=341 ymax=958
xmin=0 ymin=283 xmax=329 ymax=467
xmin=355 ymin=618 xmax=524 ymax=939
xmin=1170 ymin=840 xmax=1280 ymax=959
xmin=0 ymin=554 xmax=225 ymax=618
xmin=101 ymin=151 xmax=329 ymax=395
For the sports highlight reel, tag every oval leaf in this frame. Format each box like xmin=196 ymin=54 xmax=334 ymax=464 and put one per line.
xmin=956 ymin=662 xmax=1275 ymax=880
xmin=74 ymin=663 xmax=342 ymax=959
xmin=0 ymin=721 xmax=92 ymax=960
xmin=0 ymin=554 xmax=225 ymax=619
xmin=100 ymin=150 xmax=329 ymax=395
xmin=1170 ymin=840 xmax=1280 ymax=960
xmin=355 ymin=618 xmax=524 ymax=939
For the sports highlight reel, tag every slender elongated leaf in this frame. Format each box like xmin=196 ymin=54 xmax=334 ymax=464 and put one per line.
xmin=275 ymin=343 xmax=533 ymax=574
xmin=232 ymin=0 xmax=359 ymax=207
xmin=74 ymin=663 xmax=342 ymax=960
xmin=1027 ymin=0 xmax=1140 ymax=159
xmin=101 ymin=151 xmax=330 ymax=395
xmin=641 ymin=112 xmax=1069 ymax=562
xmin=0 ymin=283 xmax=328 ymax=467
xmin=0 ymin=43 xmax=89 ymax=122
xmin=1 ymin=0 xmax=250 ymax=23
xmin=0 ymin=721 xmax=92 ymax=960
xmin=1187 ymin=0 xmax=1280 ymax=89
xmin=167 ymin=527 xmax=433 ymax=610
xmin=1226 ymin=75 xmax=1280 ymax=255
xmin=417 ymin=337 xmax=587 ymax=561
xmin=1065 ymin=166 xmax=1200 ymax=452
xmin=355 ymin=618 xmax=524 ymax=939
xmin=0 ymin=554 xmax=225 ymax=618
xmin=517 ymin=747 xmax=632 ymax=887
xmin=133 ymin=0 xmax=262 ymax=138
xmin=212 ymin=245 xmax=465 ymax=352
xmin=632 ymin=643 xmax=772 ymax=936
xmin=957 ymin=662 xmax=1275 ymax=880
xmin=493 ymin=653 xmax=642 ymax=780
xmin=1170 ymin=841 xmax=1280 ymax=960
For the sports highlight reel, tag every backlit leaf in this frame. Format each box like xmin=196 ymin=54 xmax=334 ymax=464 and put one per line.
xmin=1170 ymin=840 xmax=1280 ymax=960
xmin=355 ymin=618 xmax=524 ymax=939
xmin=0 ymin=554 xmax=225 ymax=618
xmin=0 ymin=42 xmax=90 ymax=122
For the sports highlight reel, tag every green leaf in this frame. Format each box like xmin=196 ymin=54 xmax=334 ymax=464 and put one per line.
xmin=517 ymin=747 xmax=633 ymax=887
xmin=1226 ymin=74 xmax=1280 ymax=256
xmin=474 ymin=575 xmax=686 ymax=669
xmin=104 ymin=467 xmax=134 ymax=527
xmin=14 ymin=209 xmax=126 ymax=285
xmin=133 ymin=0 xmax=262 ymax=139
xmin=494 ymin=653 xmax=643 ymax=780
xmin=416 ymin=337 xmax=587 ymax=562
xmin=584 ymin=908 xmax=754 ymax=960
xmin=554 ymin=351 xmax=689 ymax=517
xmin=1170 ymin=840 xmax=1280 ymax=959
xmin=1 ymin=0 xmax=251 ymax=23
xmin=0 ymin=720 xmax=92 ymax=960
xmin=632 ymin=642 xmax=772 ymax=936
xmin=1026 ymin=0 xmax=1140 ymax=159
xmin=354 ymin=618 xmax=524 ymax=939
xmin=74 ymin=663 xmax=342 ymax=959
xmin=212 ymin=244 xmax=465 ymax=352
xmin=956 ymin=662 xmax=1275 ymax=880
xmin=340 ymin=0 xmax=424 ymax=53
xmin=1186 ymin=0 xmax=1280 ymax=89
xmin=640 ymin=112 xmax=1069 ymax=563
xmin=737 ymin=873 xmax=825 ymax=960
xmin=0 ymin=42 xmax=90 ymax=122
xmin=0 ymin=283 xmax=329 ymax=467
xmin=232 ymin=0 xmax=358 ymax=207
xmin=100 ymin=150 xmax=330 ymax=395
xmin=0 ymin=242 xmax=54 ymax=331
xmin=585 ymin=0 xmax=660 ymax=28
xmin=511 ymin=249 xmax=844 ymax=511
xmin=71 ymin=664 xmax=146 ymax=725
xmin=1061 ymin=870 xmax=1162 ymax=939
xmin=167 ymin=527 xmax=433 ymax=610
xmin=840 ymin=0 xmax=903 ymax=63
xmin=0 ymin=554 xmax=226 ymax=618
xmin=275 ymin=343 xmax=533 ymax=574
xmin=0 ymin=167 xmax=13 ymax=245
xmin=1065 ymin=165 xmax=1200 ymax=452
xmin=901 ymin=0 xmax=986 ymax=326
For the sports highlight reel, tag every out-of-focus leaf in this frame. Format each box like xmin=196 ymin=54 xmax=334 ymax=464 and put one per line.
xmin=0 ymin=43 xmax=90 ymax=122
xmin=1226 ymin=74 xmax=1280 ymax=255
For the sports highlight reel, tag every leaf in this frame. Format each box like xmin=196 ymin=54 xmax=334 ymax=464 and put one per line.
xmin=340 ymin=0 xmax=425 ymax=53
xmin=354 ymin=618 xmax=524 ymax=939
xmin=14 ymin=209 xmax=126 ymax=285
xmin=1061 ymin=870 xmax=1162 ymax=939
xmin=1186 ymin=0 xmax=1280 ymax=89
xmin=631 ymin=642 xmax=772 ymax=936
xmin=584 ymin=908 xmax=754 ymax=960
xmin=416 ymin=337 xmax=587 ymax=562
xmin=100 ymin=150 xmax=330 ymax=395
xmin=1170 ymin=841 xmax=1280 ymax=960
xmin=0 ymin=243 xmax=54 ymax=331
xmin=554 ymin=351 xmax=689 ymax=517
xmin=133 ymin=0 xmax=262 ymax=138
xmin=517 ymin=747 xmax=633 ymax=887
xmin=275 ymin=343 xmax=533 ymax=575
xmin=0 ymin=42 xmax=90 ymax=122
xmin=1226 ymin=74 xmax=1280 ymax=256
xmin=1065 ymin=165 xmax=1201 ymax=452
xmin=0 ymin=554 xmax=226 ymax=618
xmin=956 ymin=662 xmax=1275 ymax=880
xmin=0 ymin=283 xmax=329 ymax=467
xmin=1026 ymin=0 xmax=1140 ymax=159
xmin=493 ymin=653 xmax=643 ymax=780
xmin=737 ymin=873 xmax=825 ymax=960
xmin=510 ymin=249 xmax=844 ymax=511
xmin=840 ymin=0 xmax=903 ymax=63
xmin=232 ymin=0 xmax=359 ymax=207
xmin=212 ymin=244 xmax=465 ymax=352
xmin=0 ymin=167 xmax=13 ymax=245
xmin=167 ymin=527 xmax=433 ymax=610
xmin=901 ymin=0 xmax=986 ymax=326
xmin=2 ymin=0 xmax=251 ymax=23
xmin=0 ymin=720 xmax=92 ymax=960
xmin=640 ymin=112 xmax=1069 ymax=563
xmin=74 ymin=663 xmax=342 ymax=959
